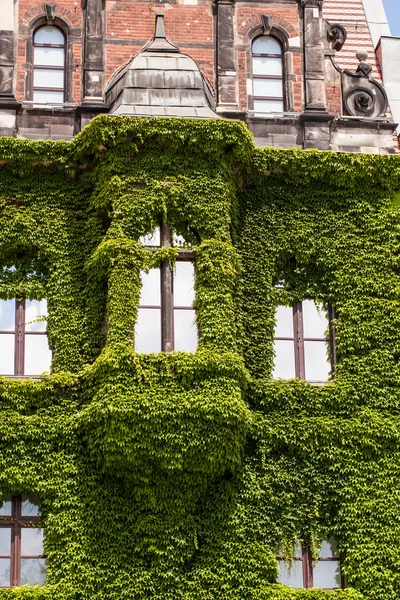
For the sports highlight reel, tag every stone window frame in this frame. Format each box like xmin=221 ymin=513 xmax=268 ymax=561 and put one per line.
xmin=25 ymin=15 xmax=74 ymax=104
xmin=247 ymin=24 xmax=295 ymax=114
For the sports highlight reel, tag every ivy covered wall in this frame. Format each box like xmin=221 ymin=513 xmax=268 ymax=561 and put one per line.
xmin=0 ymin=116 xmax=400 ymax=600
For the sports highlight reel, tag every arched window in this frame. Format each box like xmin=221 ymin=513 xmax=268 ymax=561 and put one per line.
xmin=33 ymin=26 xmax=65 ymax=105
xmin=252 ymin=35 xmax=284 ymax=115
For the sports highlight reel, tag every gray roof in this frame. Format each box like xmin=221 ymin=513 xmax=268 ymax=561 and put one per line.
xmin=104 ymin=13 xmax=217 ymax=119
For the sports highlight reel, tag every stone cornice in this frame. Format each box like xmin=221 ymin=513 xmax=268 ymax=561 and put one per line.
xmin=298 ymin=0 xmax=323 ymax=6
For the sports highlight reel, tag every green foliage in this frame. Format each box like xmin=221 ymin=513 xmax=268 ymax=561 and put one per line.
xmin=0 ymin=116 xmax=400 ymax=599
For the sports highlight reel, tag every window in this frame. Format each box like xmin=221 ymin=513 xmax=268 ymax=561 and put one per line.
xmin=277 ymin=540 xmax=342 ymax=589
xmin=0 ymin=497 xmax=46 ymax=587
xmin=135 ymin=224 xmax=197 ymax=353
xmin=273 ymin=300 xmax=334 ymax=382
xmin=33 ymin=26 xmax=65 ymax=105
xmin=0 ymin=299 xmax=51 ymax=376
xmin=252 ymin=35 xmax=284 ymax=115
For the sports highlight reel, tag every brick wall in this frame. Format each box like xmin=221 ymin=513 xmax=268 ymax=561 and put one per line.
xmin=13 ymin=0 xmax=389 ymax=125
xmin=105 ymin=3 xmax=214 ymax=82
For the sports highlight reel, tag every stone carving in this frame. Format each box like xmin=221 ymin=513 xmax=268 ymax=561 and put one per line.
xmin=298 ymin=0 xmax=324 ymax=7
xmin=262 ymin=15 xmax=273 ymax=33
xmin=45 ymin=4 xmax=57 ymax=22
xmin=342 ymin=51 xmax=388 ymax=118
xmin=327 ymin=23 xmax=347 ymax=51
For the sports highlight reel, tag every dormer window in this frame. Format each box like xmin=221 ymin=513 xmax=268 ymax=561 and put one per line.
xmin=33 ymin=26 xmax=65 ymax=105
xmin=252 ymin=35 xmax=284 ymax=115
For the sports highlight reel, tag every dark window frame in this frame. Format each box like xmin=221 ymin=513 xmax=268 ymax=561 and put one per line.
xmin=276 ymin=544 xmax=344 ymax=589
xmin=32 ymin=25 xmax=66 ymax=103
xmin=0 ymin=496 xmax=44 ymax=588
xmin=138 ymin=223 xmax=196 ymax=353
xmin=274 ymin=301 xmax=335 ymax=382
xmin=0 ymin=299 xmax=49 ymax=377
xmin=251 ymin=34 xmax=285 ymax=111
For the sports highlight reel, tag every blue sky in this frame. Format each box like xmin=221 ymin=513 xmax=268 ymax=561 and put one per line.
xmin=383 ymin=0 xmax=400 ymax=37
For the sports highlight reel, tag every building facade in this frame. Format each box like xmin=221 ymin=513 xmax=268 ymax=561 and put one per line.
xmin=1 ymin=1 xmax=400 ymax=599
xmin=0 ymin=0 xmax=398 ymax=151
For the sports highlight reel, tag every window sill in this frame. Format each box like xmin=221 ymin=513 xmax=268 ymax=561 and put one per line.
xmin=0 ymin=375 xmax=46 ymax=380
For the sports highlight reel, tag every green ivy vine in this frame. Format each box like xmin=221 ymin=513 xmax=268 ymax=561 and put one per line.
xmin=0 ymin=116 xmax=399 ymax=600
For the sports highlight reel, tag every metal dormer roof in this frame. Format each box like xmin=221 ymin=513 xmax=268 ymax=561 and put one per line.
xmin=104 ymin=12 xmax=217 ymax=118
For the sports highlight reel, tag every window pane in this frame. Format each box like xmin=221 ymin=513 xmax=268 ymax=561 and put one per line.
xmin=253 ymin=78 xmax=283 ymax=98
xmin=172 ymin=233 xmax=190 ymax=247
xmin=34 ymin=46 xmax=64 ymax=67
xmin=34 ymin=68 xmax=64 ymax=89
xmin=24 ymin=335 xmax=52 ymax=375
xmin=21 ymin=528 xmax=44 ymax=556
xmin=21 ymin=499 xmax=40 ymax=518
xmin=277 ymin=560 xmax=303 ymax=587
xmin=174 ymin=310 xmax=197 ymax=352
xmin=174 ymin=262 xmax=195 ymax=307
xmin=34 ymin=26 xmax=64 ymax=45
xmin=0 ymin=335 xmax=15 ymax=375
xmin=302 ymin=301 xmax=328 ymax=339
xmin=0 ymin=529 xmax=11 ymax=555
xmin=0 ymin=558 xmax=10 ymax=586
xmin=140 ymin=270 xmax=161 ymax=306
xmin=0 ymin=300 xmax=15 ymax=331
xmin=33 ymin=90 xmax=64 ymax=104
xmin=253 ymin=56 xmax=282 ymax=76
xmin=254 ymin=99 xmax=284 ymax=115
xmin=252 ymin=36 xmax=282 ymax=55
xmin=273 ymin=340 xmax=295 ymax=379
xmin=0 ymin=500 xmax=12 ymax=517
xmin=275 ymin=306 xmax=294 ymax=338
xmin=135 ymin=308 xmax=161 ymax=353
xmin=313 ymin=560 xmax=341 ymax=588
xmin=319 ymin=538 xmax=339 ymax=558
xmin=25 ymin=300 xmax=47 ymax=332
xmin=304 ymin=341 xmax=330 ymax=382
xmin=140 ymin=227 xmax=160 ymax=247
xmin=21 ymin=558 xmax=46 ymax=586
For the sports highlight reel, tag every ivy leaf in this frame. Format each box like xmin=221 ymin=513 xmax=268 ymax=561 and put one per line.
xmin=391 ymin=191 xmax=400 ymax=206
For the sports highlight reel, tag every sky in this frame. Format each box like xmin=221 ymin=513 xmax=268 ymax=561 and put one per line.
xmin=383 ymin=0 xmax=400 ymax=37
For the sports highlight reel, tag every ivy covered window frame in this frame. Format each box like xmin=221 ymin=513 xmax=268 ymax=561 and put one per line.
xmin=136 ymin=223 xmax=197 ymax=353
xmin=276 ymin=540 xmax=343 ymax=589
xmin=0 ymin=497 xmax=46 ymax=587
